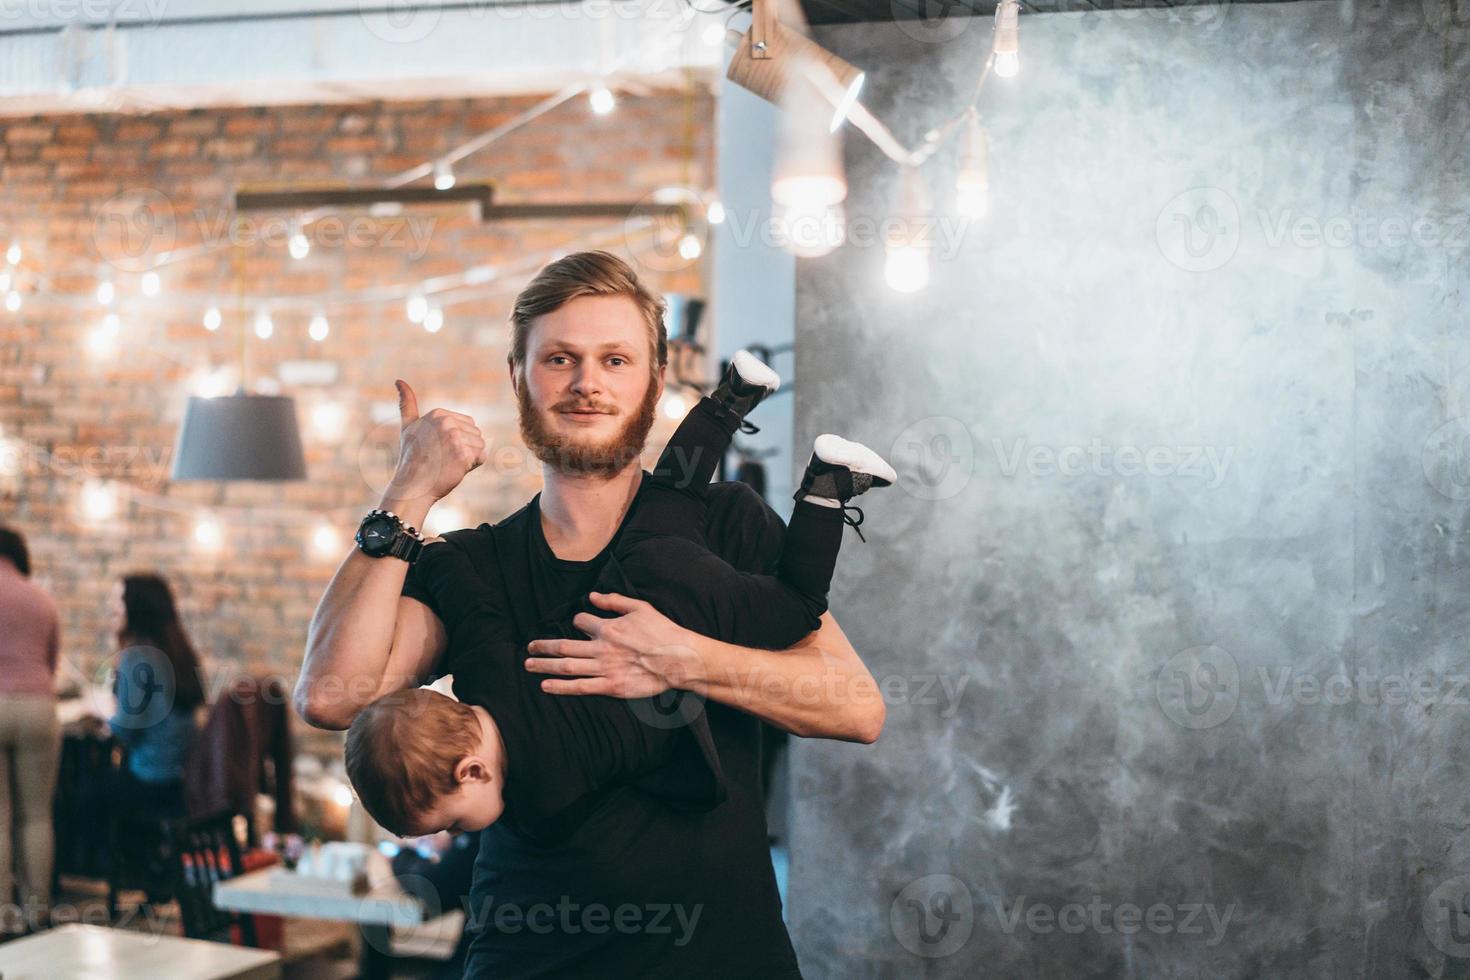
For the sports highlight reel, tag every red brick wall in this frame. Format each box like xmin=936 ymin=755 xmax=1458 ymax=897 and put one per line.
xmin=0 ymin=92 xmax=715 ymax=760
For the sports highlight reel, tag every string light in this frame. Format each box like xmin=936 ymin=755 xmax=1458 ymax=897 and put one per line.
xmin=288 ymin=222 xmax=311 ymax=260
xmin=993 ymin=0 xmax=1021 ymax=79
xmin=677 ymin=232 xmax=702 ymax=261
xmin=433 ymin=161 xmax=456 ymax=191
xmin=96 ymin=277 xmax=114 ymax=306
xmin=406 ymin=293 xmax=428 ymax=324
xmin=423 ymin=307 xmax=444 ymax=333
xmin=659 ymin=389 xmax=689 ymax=420
xmin=141 ymin=271 xmax=161 ymax=296
xmin=5 ymin=241 xmax=19 ymax=265
xmin=254 ymin=310 xmax=274 ymax=339
xmin=194 ymin=367 xmax=234 ymax=398
xmin=0 ymin=271 xmax=10 ymax=292
xmin=589 ymin=84 xmax=616 ymax=115
xmin=311 ymin=523 xmax=341 ymax=559
xmin=193 ymin=516 xmax=224 ymax=551
xmin=426 ymin=503 xmax=464 ymax=536
xmin=885 ymin=167 xmax=931 ymax=294
xmin=312 ymin=401 xmax=347 ymax=440
xmin=203 ymin=306 xmax=222 ymax=331
xmin=706 ymin=200 xmax=725 ymax=225
xmin=955 ymin=110 xmax=990 ymax=219
xmin=4 ymin=291 xmax=19 ymax=313
xmin=80 ymin=480 xmax=118 ymax=522
xmin=309 ymin=313 xmax=330 ymax=341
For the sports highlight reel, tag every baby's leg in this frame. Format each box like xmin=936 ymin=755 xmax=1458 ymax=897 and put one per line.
xmin=647 ymin=350 xmax=780 ymax=498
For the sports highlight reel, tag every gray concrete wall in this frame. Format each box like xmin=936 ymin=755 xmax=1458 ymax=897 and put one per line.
xmin=784 ymin=3 xmax=1470 ymax=976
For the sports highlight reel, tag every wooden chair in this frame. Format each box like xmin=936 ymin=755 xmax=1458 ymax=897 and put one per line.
xmin=170 ymin=810 xmax=258 ymax=947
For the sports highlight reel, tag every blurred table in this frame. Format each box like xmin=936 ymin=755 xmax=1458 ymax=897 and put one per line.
xmin=213 ymin=851 xmax=428 ymax=980
xmin=0 ymin=923 xmax=281 ymax=979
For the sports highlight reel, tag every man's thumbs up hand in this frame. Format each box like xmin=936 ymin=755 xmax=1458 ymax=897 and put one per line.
xmin=385 ymin=379 xmax=487 ymax=505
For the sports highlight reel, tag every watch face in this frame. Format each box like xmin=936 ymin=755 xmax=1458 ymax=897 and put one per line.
xmin=359 ymin=516 xmax=396 ymax=554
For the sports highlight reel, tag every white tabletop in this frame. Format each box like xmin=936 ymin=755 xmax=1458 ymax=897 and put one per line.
xmin=213 ymin=857 xmax=428 ymax=928
xmin=0 ymin=923 xmax=281 ymax=980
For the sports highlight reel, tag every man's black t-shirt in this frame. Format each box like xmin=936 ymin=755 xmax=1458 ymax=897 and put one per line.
xmin=409 ymin=536 xmax=727 ymax=843
xmin=401 ymin=475 xmax=803 ymax=980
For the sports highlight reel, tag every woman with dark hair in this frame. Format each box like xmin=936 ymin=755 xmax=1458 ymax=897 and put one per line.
xmin=0 ymin=524 xmax=61 ymax=936
xmin=105 ymin=573 xmax=207 ymax=817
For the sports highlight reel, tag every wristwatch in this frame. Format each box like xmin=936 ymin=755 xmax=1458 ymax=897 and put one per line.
xmin=355 ymin=509 xmax=426 ymax=563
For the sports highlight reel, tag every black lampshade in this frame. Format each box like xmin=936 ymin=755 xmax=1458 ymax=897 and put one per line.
xmin=170 ymin=391 xmax=307 ymax=481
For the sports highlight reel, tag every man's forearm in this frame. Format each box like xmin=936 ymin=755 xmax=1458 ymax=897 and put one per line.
xmin=673 ymin=612 xmax=885 ymax=743
xmin=296 ymin=491 xmax=434 ymax=729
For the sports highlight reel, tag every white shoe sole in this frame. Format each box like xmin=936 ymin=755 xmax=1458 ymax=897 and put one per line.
xmin=813 ymin=434 xmax=897 ymax=485
xmin=732 ymin=349 xmax=781 ymax=393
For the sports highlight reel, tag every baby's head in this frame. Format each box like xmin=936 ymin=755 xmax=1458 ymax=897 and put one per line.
xmin=344 ymin=687 xmax=505 ymax=838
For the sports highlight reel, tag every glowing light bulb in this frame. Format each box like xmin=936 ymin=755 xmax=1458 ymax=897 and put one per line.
xmin=312 ymin=523 xmax=340 ymax=558
xmin=312 ymin=401 xmax=346 ymax=440
xmin=254 ymin=310 xmax=273 ymax=339
xmin=677 ymin=233 xmax=702 ymax=261
xmin=589 ymin=85 xmax=616 ymax=115
xmin=706 ymin=200 xmax=726 ymax=225
xmin=141 ymin=271 xmax=161 ymax=296
xmin=4 ymin=291 xmax=20 ymax=313
xmin=203 ymin=306 xmax=222 ymax=331
xmin=102 ymin=312 xmax=121 ymax=335
xmin=80 ymin=480 xmax=117 ymax=521
xmin=406 ymin=294 xmax=428 ymax=324
xmin=289 ymin=229 xmax=310 ymax=260
xmin=193 ymin=517 xmax=223 ymax=551
xmin=427 ymin=504 xmax=464 ymax=536
xmin=434 ymin=161 xmax=456 ymax=191
xmin=955 ymin=112 xmax=990 ymax=220
xmin=885 ymin=244 xmax=930 ymax=293
xmin=309 ymin=313 xmax=329 ymax=341
xmin=659 ymin=391 xmax=688 ymax=420
xmin=993 ymin=0 xmax=1020 ymax=78
xmin=196 ymin=368 xmax=233 ymax=398
xmin=0 ymin=272 xmax=11 ymax=292
xmin=96 ymin=279 xmax=114 ymax=306
xmin=775 ymin=200 xmax=845 ymax=258
xmin=86 ymin=324 xmax=119 ymax=358
xmin=5 ymin=241 xmax=19 ymax=265
xmin=423 ymin=307 xmax=444 ymax=333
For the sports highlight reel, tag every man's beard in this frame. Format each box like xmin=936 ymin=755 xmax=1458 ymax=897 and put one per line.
xmin=517 ymin=374 xmax=660 ymax=478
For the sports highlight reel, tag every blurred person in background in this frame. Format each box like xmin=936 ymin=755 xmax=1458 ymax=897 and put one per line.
xmin=105 ymin=573 xmax=207 ymax=819
xmin=0 ymin=524 xmax=61 ymax=937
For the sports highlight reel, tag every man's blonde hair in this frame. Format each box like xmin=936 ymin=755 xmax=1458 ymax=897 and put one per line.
xmin=508 ymin=250 xmax=668 ymax=378
xmin=344 ymin=688 xmax=482 ymax=836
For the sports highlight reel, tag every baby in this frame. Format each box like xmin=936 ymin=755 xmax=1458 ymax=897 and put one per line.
xmin=345 ymin=350 xmax=895 ymax=843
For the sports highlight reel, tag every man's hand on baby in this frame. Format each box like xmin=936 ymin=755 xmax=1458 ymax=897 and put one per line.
xmin=524 ymin=592 xmax=699 ymax=698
